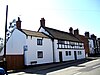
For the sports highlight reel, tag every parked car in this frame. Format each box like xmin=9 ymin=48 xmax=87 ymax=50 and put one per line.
xmin=0 ymin=67 xmax=5 ymax=75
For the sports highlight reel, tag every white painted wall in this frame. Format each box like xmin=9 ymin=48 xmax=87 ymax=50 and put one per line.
xmin=76 ymin=50 xmax=85 ymax=59
xmin=39 ymin=27 xmax=52 ymax=37
xmin=6 ymin=29 xmax=26 ymax=55
xmin=24 ymin=36 xmax=53 ymax=65
xmin=54 ymin=40 xmax=85 ymax=62
xmin=0 ymin=29 xmax=26 ymax=56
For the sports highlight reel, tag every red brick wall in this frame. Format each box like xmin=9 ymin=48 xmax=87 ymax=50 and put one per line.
xmin=75 ymin=35 xmax=89 ymax=54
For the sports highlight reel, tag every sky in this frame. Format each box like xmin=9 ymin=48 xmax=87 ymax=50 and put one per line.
xmin=0 ymin=0 xmax=100 ymax=38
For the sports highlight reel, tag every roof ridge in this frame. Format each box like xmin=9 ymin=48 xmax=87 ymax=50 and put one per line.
xmin=45 ymin=26 xmax=70 ymax=34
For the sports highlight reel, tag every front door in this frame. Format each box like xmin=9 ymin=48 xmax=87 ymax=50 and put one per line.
xmin=59 ymin=51 xmax=63 ymax=62
xmin=74 ymin=51 xmax=77 ymax=60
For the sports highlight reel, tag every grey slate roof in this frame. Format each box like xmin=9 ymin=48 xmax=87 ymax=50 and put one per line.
xmin=43 ymin=27 xmax=80 ymax=42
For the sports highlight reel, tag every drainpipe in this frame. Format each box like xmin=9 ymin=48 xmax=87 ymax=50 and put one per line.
xmin=52 ymin=39 xmax=55 ymax=63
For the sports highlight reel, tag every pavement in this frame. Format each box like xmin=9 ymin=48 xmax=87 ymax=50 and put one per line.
xmin=8 ymin=57 xmax=98 ymax=74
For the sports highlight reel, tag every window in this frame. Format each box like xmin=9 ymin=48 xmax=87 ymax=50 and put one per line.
xmin=69 ymin=51 xmax=71 ymax=55
xmin=78 ymin=51 xmax=82 ymax=55
xmin=70 ymin=42 xmax=75 ymax=47
xmin=66 ymin=51 xmax=71 ymax=56
xmin=37 ymin=39 xmax=42 ymax=45
xmin=58 ymin=40 xmax=65 ymax=44
xmin=37 ymin=51 xmax=43 ymax=58
xmin=66 ymin=51 xmax=68 ymax=56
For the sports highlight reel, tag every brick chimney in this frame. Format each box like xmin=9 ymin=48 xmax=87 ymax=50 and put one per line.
xmin=85 ymin=32 xmax=89 ymax=38
xmin=69 ymin=27 xmax=73 ymax=34
xmin=74 ymin=29 xmax=79 ymax=35
xmin=40 ymin=18 xmax=45 ymax=27
xmin=16 ymin=17 xmax=21 ymax=29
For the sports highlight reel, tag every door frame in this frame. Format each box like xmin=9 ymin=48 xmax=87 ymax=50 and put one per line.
xmin=74 ymin=51 xmax=77 ymax=60
xmin=59 ymin=51 xmax=63 ymax=62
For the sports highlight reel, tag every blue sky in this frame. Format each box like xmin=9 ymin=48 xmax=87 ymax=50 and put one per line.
xmin=0 ymin=0 xmax=100 ymax=38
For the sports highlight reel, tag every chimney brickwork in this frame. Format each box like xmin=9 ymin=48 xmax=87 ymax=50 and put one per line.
xmin=16 ymin=17 xmax=21 ymax=29
xmin=85 ymin=32 xmax=89 ymax=38
xmin=74 ymin=29 xmax=79 ymax=35
xmin=69 ymin=27 xmax=73 ymax=34
xmin=40 ymin=18 xmax=45 ymax=27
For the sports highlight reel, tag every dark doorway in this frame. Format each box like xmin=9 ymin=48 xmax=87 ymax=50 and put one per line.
xmin=74 ymin=51 xmax=77 ymax=60
xmin=59 ymin=51 xmax=63 ymax=62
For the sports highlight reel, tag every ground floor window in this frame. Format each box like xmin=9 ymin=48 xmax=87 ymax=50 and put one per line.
xmin=66 ymin=51 xmax=68 ymax=56
xmin=78 ymin=51 xmax=82 ymax=55
xmin=69 ymin=51 xmax=71 ymax=55
xmin=66 ymin=51 xmax=71 ymax=56
xmin=37 ymin=51 xmax=43 ymax=58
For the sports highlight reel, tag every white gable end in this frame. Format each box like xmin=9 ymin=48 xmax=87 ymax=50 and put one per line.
xmin=6 ymin=29 xmax=26 ymax=55
xmin=39 ymin=27 xmax=52 ymax=37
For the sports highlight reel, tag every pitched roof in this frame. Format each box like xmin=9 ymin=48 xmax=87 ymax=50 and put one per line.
xmin=43 ymin=27 xmax=80 ymax=42
xmin=21 ymin=29 xmax=48 ymax=38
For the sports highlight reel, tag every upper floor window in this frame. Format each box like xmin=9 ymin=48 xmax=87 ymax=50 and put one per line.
xmin=37 ymin=39 xmax=43 ymax=45
xmin=58 ymin=40 xmax=65 ymax=44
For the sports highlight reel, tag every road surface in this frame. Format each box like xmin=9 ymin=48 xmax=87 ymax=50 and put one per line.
xmin=9 ymin=58 xmax=100 ymax=75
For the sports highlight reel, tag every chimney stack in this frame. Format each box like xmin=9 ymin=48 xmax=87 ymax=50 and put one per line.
xmin=40 ymin=18 xmax=45 ymax=27
xmin=69 ymin=27 xmax=73 ymax=34
xmin=85 ymin=32 xmax=89 ymax=38
xmin=16 ymin=17 xmax=21 ymax=29
xmin=91 ymin=34 xmax=96 ymax=40
xmin=74 ymin=29 xmax=79 ymax=35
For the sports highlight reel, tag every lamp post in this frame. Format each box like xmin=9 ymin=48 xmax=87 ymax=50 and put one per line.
xmin=3 ymin=5 xmax=8 ymax=72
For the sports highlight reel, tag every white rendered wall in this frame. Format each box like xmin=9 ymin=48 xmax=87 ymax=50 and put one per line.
xmin=39 ymin=27 xmax=52 ymax=37
xmin=24 ymin=36 xmax=53 ymax=65
xmin=76 ymin=50 xmax=85 ymax=59
xmin=6 ymin=29 xmax=26 ymax=55
xmin=0 ymin=29 xmax=26 ymax=56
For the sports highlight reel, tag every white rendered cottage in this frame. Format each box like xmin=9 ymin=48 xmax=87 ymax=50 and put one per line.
xmin=0 ymin=17 xmax=85 ymax=70
xmin=0 ymin=17 xmax=53 ymax=70
xmin=38 ymin=18 xmax=85 ymax=62
xmin=22 ymin=29 xmax=53 ymax=66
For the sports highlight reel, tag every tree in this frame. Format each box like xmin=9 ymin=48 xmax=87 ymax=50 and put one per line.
xmin=6 ymin=19 xmax=16 ymax=41
xmin=0 ymin=19 xmax=16 ymax=52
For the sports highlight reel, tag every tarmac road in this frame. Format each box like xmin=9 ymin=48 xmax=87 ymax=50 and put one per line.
xmin=8 ymin=57 xmax=100 ymax=75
